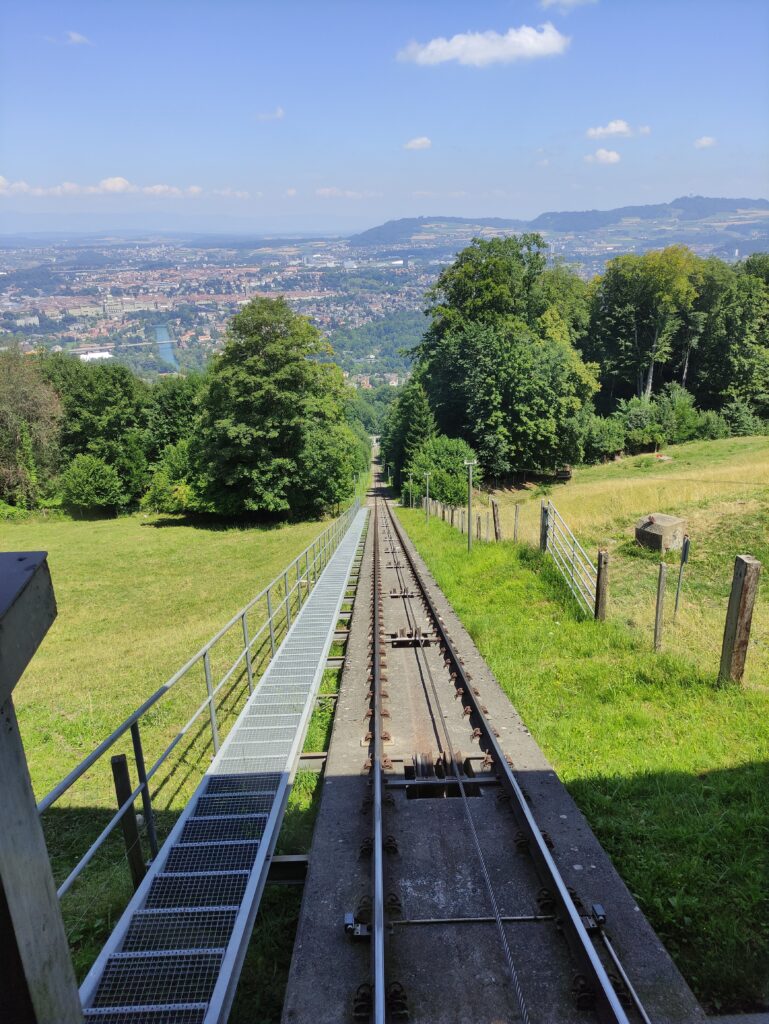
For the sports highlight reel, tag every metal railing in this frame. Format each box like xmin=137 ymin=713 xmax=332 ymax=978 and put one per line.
xmin=541 ymin=500 xmax=597 ymax=617
xmin=37 ymin=498 xmax=361 ymax=902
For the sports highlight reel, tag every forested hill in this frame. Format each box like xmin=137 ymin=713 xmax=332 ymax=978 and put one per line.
xmin=349 ymin=196 xmax=769 ymax=246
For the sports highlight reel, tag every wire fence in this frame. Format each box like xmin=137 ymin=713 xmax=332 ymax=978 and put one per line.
xmin=541 ymin=501 xmax=599 ymax=617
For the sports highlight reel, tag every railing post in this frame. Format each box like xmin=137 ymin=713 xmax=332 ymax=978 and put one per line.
xmin=305 ymin=550 xmax=311 ymax=593
xmin=203 ymin=650 xmax=220 ymax=753
xmin=296 ymin=561 xmax=302 ymax=608
xmin=284 ymin=570 xmax=292 ymax=631
xmin=513 ymin=502 xmax=520 ymax=543
xmin=594 ymin=550 xmax=609 ymax=622
xmin=111 ymin=753 xmax=146 ymax=892
xmin=130 ymin=721 xmax=159 ymax=859
xmin=266 ymin=587 xmax=276 ymax=657
xmin=241 ymin=612 xmax=254 ymax=694
xmin=539 ymin=500 xmax=549 ymax=553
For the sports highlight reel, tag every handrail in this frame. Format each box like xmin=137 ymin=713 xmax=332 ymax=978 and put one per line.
xmin=38 ymin=494 xmax=362 ymax=902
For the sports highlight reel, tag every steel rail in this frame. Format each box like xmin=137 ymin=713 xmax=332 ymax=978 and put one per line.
xmin=370 ymin=497 xmax=387 ymax=1024
xmin=385 ymin=502 xmax=632 ymax=1024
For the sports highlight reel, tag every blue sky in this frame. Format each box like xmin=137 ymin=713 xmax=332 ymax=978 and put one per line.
xmin=1 ymin=0 xmax=768 ymax=233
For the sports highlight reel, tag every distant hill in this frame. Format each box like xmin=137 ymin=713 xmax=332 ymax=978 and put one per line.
xmin=350 ymin=197 xmax=769 ymax=246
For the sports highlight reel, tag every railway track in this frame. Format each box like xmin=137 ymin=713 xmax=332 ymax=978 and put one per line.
xmin=352 ymin=480 xmax=651 ymax=1023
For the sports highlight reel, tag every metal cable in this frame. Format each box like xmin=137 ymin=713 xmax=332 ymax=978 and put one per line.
xmin=379 ymin=499 xmax=532 ymax=1024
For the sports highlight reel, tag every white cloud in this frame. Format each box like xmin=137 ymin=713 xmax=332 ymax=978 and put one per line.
xmin=638 ymin=125 xmax=651 ymax=135
xmin=316 ymin=186 xmax=381 ymax=199
xmin=0 ymin=175 xmax=215 ymax=198
xmin=284 ymin=188 xmax=298 ymax=197
xmin=255 ymin=106 xmax=284 ymax=122
xmin=541 ymin=0 xmax=596 ymax=9
xmin=587 ymin=118 xmax=631 ymax=139
xmin=397 ymin=22 xmax=569 ymax=67
xmin=212 ymin=187 xmax=252 ymax=199
xmin=46 ymin=30 xmax=92 ymax=45
xmin=404 ymin=136 xmax=432 ymax=150
xmin=585 ymin=148 xmax=621 ymax=164
xmin=694 ymin=135 xmax=716 ymax=148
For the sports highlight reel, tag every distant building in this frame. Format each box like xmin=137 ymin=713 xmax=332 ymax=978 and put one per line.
xmin=79 ymin=351 xmax=113 ymax=362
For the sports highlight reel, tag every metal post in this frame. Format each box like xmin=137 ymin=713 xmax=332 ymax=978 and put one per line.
xmin=464 ymin=460 xmax=477 ymax=553
xmin=673 ymin=535 xmax=690 ymax=620
xmin=130 ymin=721 xmax=159 ymax=858
xmin=284 ymin=570 xmax=292 ymax=631
xmin=266 ymin=587 xmax=276 ymax=657
xmin=654 ymin=562 xmax=667 ymax=652
xmin=305 ymin=550 xmax=311 ymax=594
xmin=424 ymin=473 xmax=430 ymax=524
xmin=514 ymin=503 xmax=520 ymax=543
xmin=296 ymin=561 xmax=302 ymax=608
xmin=203 ymin=649 xmax=220 ymax=753
xmin=241 ymin=612 xmax=254 ymax=694
xmin=111 ymin=753 xmax=146 ymax=892
xmin=539 ymin=500 xmax=549 ymax=553
xmin=594 ymin=550 xmax=609 ymax=622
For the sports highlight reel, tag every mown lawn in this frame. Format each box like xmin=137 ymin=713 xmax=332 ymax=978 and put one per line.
xmin=397 ymin=506 xmax=769 ymax=1012
xmin=485 ymin=435 xmax=769 ymax=685
xmin=0 ymin=510 xmax=331 ymax=991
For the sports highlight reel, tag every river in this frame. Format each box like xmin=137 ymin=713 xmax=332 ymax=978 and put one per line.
xmin=154 ymin=324 xmax=178 ymax=369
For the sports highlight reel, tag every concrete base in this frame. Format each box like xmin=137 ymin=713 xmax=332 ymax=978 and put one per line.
xmin=635 ymin=513 xmax=687 ymax=552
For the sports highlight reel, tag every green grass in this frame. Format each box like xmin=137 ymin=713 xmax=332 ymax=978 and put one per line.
xmin=488 ymin=435 xmax=769 ymax=685
xmin=396 ymin=507 xmax=769 ymax=1012
xmin=0 ymin=510 xmax=333 ymax=995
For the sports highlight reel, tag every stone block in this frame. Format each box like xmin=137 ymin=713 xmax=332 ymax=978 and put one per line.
xmin=635 ymin=513 xmax=686 ymax=552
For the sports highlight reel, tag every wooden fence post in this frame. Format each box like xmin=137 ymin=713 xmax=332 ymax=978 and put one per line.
xmin=486 ymin=511 xmax=490 ymax=542
xmin=476 ymin=514 xmax=481 ymax=541
xmin=450 ymin=507 xmax=455 ymax=528
xmin=719 ymin=554 xmax=762 ymax=684
xmin=513 ymin=503 xmax=520 ymax=543
xmin=491 ymin=498 xmax=502 ymax=541
xmin=111 ymin=753 xmax=146 ymax=891
xmin=594 ymin=549 xmax=609 ymax=621
xmin=539 ymin=500 xmax=549 ymax=553
xmin=654 ymin=562 xmax=667 ymax=651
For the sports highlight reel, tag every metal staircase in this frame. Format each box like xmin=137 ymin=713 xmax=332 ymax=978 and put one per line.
xmin=79 ymin=507 xmax=368 ymax=1024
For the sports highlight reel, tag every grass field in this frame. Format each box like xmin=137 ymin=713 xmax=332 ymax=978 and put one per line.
xmin=396 ymin=504 xmax=769 ymax=1012
xmin=0 ymin=509 xmax=333 ymax=996
xmin=484 ymin=436 xmax=769 ymax=686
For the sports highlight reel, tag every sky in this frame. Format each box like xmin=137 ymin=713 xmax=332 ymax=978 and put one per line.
xmin=1 ymin=0 xmax=768 ymax=234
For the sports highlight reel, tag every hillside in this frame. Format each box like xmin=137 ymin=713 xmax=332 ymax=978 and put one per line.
xmin=349 ymin=195 xmax=769 ymax=254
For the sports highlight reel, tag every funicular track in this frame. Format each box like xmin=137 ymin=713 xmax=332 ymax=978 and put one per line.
xmin=358 ymin=480 xmax=650 ymax=1024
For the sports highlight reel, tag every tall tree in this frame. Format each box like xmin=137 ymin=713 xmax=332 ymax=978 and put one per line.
xmin=0 ymin=349 xmax=61 ymax=507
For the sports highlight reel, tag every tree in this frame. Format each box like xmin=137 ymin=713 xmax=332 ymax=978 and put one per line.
xmin=190 ymin=297 xmax=361 ymax=517
xmin=145 ymin=374 xmax=203 ymax=462
xmin=61 ymin=454 xmax=125 ymax=514
xmin=405 ymin=434 xmax=478 ymax=505
xmin=0 ymin=349 xmax=61 ymax=508
xmin=380 ymin=379 xmax=435 ymax=485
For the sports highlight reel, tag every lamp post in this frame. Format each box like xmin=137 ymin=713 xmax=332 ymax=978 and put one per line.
xmin=424 ymin=473 xmax=430 ymax=524
xmin=464 ymin=459 xmax=477 ymax=553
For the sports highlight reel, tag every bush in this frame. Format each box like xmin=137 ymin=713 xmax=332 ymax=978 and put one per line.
xmin=722 ymin=398 xmax=764 ymax=437
xmin=695 ymin=409 xmax=730 ymax=440
xmin=141 ymin=440 xmax=195 ymax=514
xmin=405 ymin=434 xmax=479 ymax=505
xmin=616 ymin=397 xmax=667 ymax=453
xmin=61 ymin=454 xmax=126 ymax=514
xmin=574 ymin=408 xmax=625 ymax=463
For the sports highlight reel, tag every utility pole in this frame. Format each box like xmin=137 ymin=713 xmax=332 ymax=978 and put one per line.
xmin=424 ymin=473 xmax=430 ymax=524
xmin=464 ymin=460 xmax=477 ymax=553
xmin=408 ymin=472 xmax=413 ymax=509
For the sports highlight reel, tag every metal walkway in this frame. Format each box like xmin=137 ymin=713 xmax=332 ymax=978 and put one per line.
xmin=80 ymin=507 xmax=369 ymax=1024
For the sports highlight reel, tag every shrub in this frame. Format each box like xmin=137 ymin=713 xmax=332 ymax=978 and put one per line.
xmin=405 ymin=434 xmax=479 ymax=505
xmin=722 ymin=398 xmax=764 ymax=437
xmin=61 ymin=454 xmax=126 ymax=514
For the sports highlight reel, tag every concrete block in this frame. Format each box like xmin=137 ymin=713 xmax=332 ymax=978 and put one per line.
xmin=635 ymin=513 xmax=686 ymax=552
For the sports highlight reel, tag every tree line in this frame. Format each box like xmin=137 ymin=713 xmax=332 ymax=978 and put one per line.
xmin=381 ymin=237 xmax=769 ymax=499
xmin=1 ymin=298 xmax=373 ymax=519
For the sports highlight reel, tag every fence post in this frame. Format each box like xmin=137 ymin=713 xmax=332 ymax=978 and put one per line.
xmin=130 ymin=721 xmax=159 ymax=859
xmin=514 ymin=503 xmax=520 ymax=543
xmin=539 ymin=500 xmax=549 ymax=553
xmin=486 ymin=511 xmax=490 ymax=542
xmin=111 ymin=754 xmax=146 ymax=892
xmin=491 ymin=498 xmax=502 ymax=541
xmin=476 ymin=514 xmax=481 ymax=541
xmin=450 ymin=507 xmax=455 ymax=528
xmin=594 ymin=550 xmax=609 ymax=621
xmin=654 ymin=562 xmax=667 ymax=652
xmin=203 ymin=649 xmax=220 ymax=753
xmin=719 ymin=555 xmax=762 ymax=684
xmin=673 ymin=535 xmax=690 ymax=621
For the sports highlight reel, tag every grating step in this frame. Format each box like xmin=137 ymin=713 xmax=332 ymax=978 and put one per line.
xmin=145 ymin=871 xmax=248 ymax=910
xmin=205 ymin=772 xmax=282 ymax=795
xmin=194 ymin=792 xmax=276 ymax=817
xmin=122 ymin=907 xmax=238 ymax=952
xmin=91 ymin=950 xmax=223 ymax=1008
xmin=84 ymin=1005 xmax=207 ymax=1023
xmin=165 ymin=840 xmax=260 ymax=874
xmin=180 ymin=813 xmax=267 ymax=843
